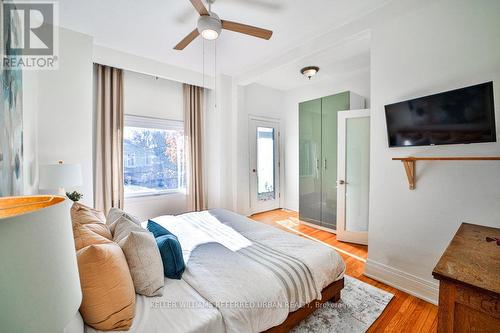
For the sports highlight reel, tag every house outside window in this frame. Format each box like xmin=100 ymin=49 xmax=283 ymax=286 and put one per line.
xmin=124 ymin=115 xmax=185 ymax=197
xmin=125 ymin=152 xmax=136 ymax=167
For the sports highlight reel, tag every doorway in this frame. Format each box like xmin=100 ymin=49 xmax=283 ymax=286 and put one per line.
xmin=336 ymin=109 xmax=370 ymax=245
xmin=249 ymin=117 xmax=280 ymax=214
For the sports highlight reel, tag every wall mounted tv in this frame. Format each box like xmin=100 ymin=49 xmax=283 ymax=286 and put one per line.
xmin=385 ymin=82 xmax=496 ymax=147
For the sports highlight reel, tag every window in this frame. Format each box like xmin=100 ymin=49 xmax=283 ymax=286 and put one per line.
xmin=256 ymin=126 xmax=276 ymax=201
xmin=124 ymin=115 xmax=185 ymax=197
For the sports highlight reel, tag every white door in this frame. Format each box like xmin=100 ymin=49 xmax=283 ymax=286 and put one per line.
xmin=337 ymin=109 xmax=370 ymax=245
xmin=249 ymin=118 xmax=280 ymax=214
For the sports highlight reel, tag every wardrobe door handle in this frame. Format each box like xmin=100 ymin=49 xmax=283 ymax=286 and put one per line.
xmin=324 ymin=158 xmax=327 ymax=170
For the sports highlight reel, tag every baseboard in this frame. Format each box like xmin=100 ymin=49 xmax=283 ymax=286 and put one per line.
xmin=364 ymin=259 xmax=439 ymax=305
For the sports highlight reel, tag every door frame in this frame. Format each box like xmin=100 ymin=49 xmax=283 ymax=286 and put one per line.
xmin=248 ymin=115 xmax=282 ymax=215
xmin=336 ymin=109 xmax=370 ymax=245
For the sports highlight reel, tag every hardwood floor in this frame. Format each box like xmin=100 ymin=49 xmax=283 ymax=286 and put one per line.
xmin=250 ymin=209 xmax=438 ymax=332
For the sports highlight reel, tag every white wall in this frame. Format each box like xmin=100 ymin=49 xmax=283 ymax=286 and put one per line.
xmin=235 ymin=83 xmax=285 ymax=215
xmin=205 ymin=74 xmax=236 ymax=211
xmin=121 ymin=70 xmax=188 ymax=220
xmin=36 ymin=28 xmax=94 ymax=206
xmin=282 ymin=70 xmax=370 ymax=211
xmin=366 ymin=0 xmax=500 ymax=304
xmin=204 ymin=87 xmax=222 ymax=209
xmin=94 ymin=46 xmax=214 ymax=90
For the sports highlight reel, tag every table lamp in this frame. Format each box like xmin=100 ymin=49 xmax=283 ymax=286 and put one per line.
xmin=0 ymin=195 xmax=82 ymax=332
xmin=39 ymin=161 xmax=83 ymax=196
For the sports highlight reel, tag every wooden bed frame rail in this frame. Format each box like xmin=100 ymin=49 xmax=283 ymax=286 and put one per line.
xmin=263 ymin=277 xmax=345 ymax=333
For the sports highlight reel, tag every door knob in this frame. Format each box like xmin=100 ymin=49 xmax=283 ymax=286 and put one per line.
xmin=338 ymin=180 xmax=346 ymax=185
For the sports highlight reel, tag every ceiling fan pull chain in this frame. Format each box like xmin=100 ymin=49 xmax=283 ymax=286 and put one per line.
xmin=214 ymin=39 xmax=217 ymax=109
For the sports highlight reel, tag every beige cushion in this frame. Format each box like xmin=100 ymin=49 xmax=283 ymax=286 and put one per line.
xmin=106 ymin=207 xmax=141 ymax=234
xmin=83 ymin=222 xmax=112 ymax=240
xmin=73 ymin=223 xmax=111 ymax=251
xmin=70 ymin=203 xmax=111 ymax=240
xmin=77 ymin=243 xmax=135 ymax=331
xmin=71 ymin=202 xmax=106 ymax=224
xmin=118 ymin=231 xmax=164 ymax=296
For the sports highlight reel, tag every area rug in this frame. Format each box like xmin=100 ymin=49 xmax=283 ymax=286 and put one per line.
xmin=291 ymin=276 xmax=394 ymax=333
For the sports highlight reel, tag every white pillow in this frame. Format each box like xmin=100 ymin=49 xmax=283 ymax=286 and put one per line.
xmin=106 ymin=208 xmax=141 ymax=234
xmin=112 ymin=214 xmax=164 ymax=297
xmin=113 ymin=216 xmax=144 ymax=243
xmin=118 ymin=231 xmax=164 ymax=297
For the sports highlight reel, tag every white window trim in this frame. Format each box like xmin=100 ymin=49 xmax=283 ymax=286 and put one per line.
xmin=125 ymin=188 xmax=187 ymax=199
xmin=125 ymin=114 xmax=183 ymax=131
xmin=124 ymin=114 xmax=185 ymax=199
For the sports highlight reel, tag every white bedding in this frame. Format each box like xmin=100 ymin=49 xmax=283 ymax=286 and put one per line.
xmin=84 ymin=278 xmax=224 ymax=333
xmin=209 ymin=209 xmax=346 ymax=292
xmin=152 ymin=209 xmax=345 ymax=333
xmin=84 ymin=209 xmax=345 ymax=333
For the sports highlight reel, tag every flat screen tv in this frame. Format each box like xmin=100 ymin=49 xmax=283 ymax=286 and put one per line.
xmin=385 ymin=82 xmax=496 ymax=147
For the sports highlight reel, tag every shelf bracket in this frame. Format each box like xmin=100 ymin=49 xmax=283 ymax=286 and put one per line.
xmin=393 ymin=156 xmax=500 ymax=190
xmin=401 ymin=159 xmax=416 ymax=190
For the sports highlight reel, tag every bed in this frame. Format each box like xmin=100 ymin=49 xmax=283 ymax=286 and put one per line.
xmin=82 ymin=209 xmax=345 ymax=333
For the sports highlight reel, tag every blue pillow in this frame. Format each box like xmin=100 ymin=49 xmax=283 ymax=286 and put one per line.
xmin=147 ymin=220 xmax=185 ymax=279
xmin=156 ymin=234 xmax=185 ymax=279
xmin=147 ymin=220 xmax=172 ymax=238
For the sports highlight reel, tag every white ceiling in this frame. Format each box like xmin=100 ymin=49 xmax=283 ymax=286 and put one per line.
xmin=254 ymin=32 xmax=371 ymax=91
xmin=58 ymin=0 xmax=386 ymax=89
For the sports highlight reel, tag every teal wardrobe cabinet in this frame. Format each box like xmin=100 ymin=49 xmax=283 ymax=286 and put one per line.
xmin=298 ymin=91 xmax=364 ymax=231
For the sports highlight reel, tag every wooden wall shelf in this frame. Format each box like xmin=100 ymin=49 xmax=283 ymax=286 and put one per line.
xmin=392 ymin=156 xmax=500 ymax=190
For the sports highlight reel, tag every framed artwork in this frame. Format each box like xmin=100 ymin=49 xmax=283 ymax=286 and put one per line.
xmin=0 ymin=1 xmax=24 ymax=196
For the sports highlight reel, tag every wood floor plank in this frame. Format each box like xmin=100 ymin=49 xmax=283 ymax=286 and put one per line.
xmin=250 ymin=209 xmax=438 ymax=332
xmin=408 ymin=301 xmax=435 ymax=333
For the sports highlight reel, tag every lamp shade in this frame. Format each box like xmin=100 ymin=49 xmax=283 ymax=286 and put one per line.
xmin=0 ymin=196 xmax=82 ymax=333
xmin=39 ymin=163 xmax=82 ymax=190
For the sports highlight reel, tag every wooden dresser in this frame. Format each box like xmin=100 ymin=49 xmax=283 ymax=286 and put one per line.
xmin=432 ymin=223 xmax=500 ymax=332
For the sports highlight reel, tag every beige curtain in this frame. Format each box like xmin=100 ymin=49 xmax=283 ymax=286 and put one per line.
xmin=183 ymin=84 xmax=206 ymax=211
xmin=94 ymin=64 xmax=124 ymax=214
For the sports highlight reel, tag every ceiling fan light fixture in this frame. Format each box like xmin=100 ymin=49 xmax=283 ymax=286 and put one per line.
xmin=301 ymin=66 xmax=320 ymax=80
xmin=201 ymin=28 xmax=219 ymax=40
xmin=173 ymin=0 xmax=274 ymax=50
xmin=198 ymin=14 xmax=222 ymax=40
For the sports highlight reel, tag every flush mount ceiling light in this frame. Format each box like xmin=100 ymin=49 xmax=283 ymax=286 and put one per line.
xmin=301 ymin=66 xmax=320 ymax=80
xmin=197 ymin=13 xmax=222 ymax=40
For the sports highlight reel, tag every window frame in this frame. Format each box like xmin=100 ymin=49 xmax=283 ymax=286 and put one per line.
xmin=123 ymin=114 xmax=186 ymax=199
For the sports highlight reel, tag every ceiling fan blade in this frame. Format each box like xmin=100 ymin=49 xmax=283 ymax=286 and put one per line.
xmin=189 ymin=0 xmax=209 ymax=16
xmin=221 ymin=20 xmax=273 ymax=40
xmin=173 ymin=29 xmax=200 ymax=50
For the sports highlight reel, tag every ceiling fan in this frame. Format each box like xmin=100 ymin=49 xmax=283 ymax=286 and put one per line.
xmin=174 ymin=0 xmax=273 ymax=50
xmin=175 ymin=0 xmax=284 ymax=24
